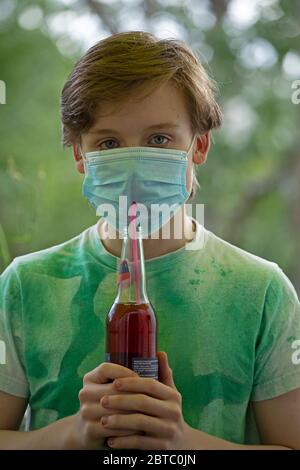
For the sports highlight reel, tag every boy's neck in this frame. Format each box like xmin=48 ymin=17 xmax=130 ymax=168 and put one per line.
xmin=97 ymin=208 xmax=196 ymax=260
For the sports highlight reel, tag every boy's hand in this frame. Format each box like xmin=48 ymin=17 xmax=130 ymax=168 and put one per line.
xmin=99 ymin=352 xmax=193 ymax=450
xmin=74 ymin=362 xmax=141 ymax=450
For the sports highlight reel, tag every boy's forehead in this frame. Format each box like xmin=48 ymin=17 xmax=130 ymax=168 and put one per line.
xmin=88 ymin=82 xmax=190 ymax=134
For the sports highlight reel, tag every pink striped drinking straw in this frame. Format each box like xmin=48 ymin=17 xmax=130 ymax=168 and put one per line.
xmin=129 ymin=201 xmax=141 ymax=304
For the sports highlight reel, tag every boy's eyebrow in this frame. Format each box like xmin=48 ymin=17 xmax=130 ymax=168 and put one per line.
xmin=88 ymin=123 xmax=181 ymax=135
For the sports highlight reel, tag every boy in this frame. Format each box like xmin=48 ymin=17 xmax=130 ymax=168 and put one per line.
xmin=0 ymin=31 xmax=300 ymax=450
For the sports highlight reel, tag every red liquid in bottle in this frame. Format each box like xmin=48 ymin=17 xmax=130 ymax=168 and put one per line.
xmin=106 ymin=302 xmax=157 ymax=376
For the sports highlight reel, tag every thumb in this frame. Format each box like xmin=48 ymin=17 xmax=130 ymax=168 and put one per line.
xmin=157 ymin=351 xmax=176 ymax=389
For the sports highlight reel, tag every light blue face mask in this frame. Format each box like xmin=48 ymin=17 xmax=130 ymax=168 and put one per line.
xmin=80 ymin=136 xmax=196 ymax=236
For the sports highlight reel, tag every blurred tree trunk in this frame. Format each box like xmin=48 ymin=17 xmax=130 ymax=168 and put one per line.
xmin=85 ymin=0 xmax=117 ymax=33
xmin=210 ymin=0 xmax=229 ymax=22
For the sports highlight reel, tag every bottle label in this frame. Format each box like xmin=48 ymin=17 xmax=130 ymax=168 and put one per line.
xmin=118 ymin=259 xmax=131 ymax=285
xmin=132 ymin=357 xmax=158 ymax=380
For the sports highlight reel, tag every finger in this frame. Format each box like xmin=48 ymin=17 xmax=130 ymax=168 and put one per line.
xmin=157 ymin=351 xmax=176 ymax=389
xmin=103 ymin=427 xmax=137 ymax=438
xmin=104 ymin=430 xmax=146 ymax=448
xmin=101 ymin=393 xmax=179 ymax=420
xmin=101 ymin=413 xmax=173 ymax=438
xmin=107 ymin=434 xmax=166 ymax=450
xmin=113 ymin=376 xmax=178 ymax=401
xmin=83 ymin=362 xmax=139 ymax=385
xmin=87 ymin=421 xmax=140 ymax=440
xmin=79 ymin=383 xmax=112 ymax=402
xmin=80 ymin=403 xmax=134 ymax=420
xmin=78 ymin=383 xmax=141 ymax=404
xmin=79 ymin=382 xmax=135 ymax=403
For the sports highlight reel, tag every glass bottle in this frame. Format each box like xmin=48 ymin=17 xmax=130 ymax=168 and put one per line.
xmin=105 ymin=225 xmax=158 ymax=379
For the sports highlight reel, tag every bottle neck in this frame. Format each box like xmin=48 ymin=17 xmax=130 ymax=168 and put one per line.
xmin=116 ymin=230 xmax=149 ymax=304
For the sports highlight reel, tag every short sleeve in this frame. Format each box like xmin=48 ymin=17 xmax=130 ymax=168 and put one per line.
xmin=0 ymin=260 xmax=29 ymax=398
xmin=251 ymin=264 xmax=300 ymax=401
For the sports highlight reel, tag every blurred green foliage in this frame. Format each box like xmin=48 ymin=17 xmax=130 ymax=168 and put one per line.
xmin=0 ymin=0 xmax=299 ymax=293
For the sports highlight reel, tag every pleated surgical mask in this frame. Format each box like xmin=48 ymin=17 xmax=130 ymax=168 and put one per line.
xmin=80 ymin=136 xmax=196 ymax=236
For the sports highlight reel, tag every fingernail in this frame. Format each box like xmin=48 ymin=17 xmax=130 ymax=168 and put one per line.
xmin=101 ymin=416 xmax=108 ymax=426
xmin=114 ymin=380 xmax=122 ymax=389
xmin=108 ymin=438 xmax=115 ymax=447
xmin=101 ymin=396 xmax=109 ymax=407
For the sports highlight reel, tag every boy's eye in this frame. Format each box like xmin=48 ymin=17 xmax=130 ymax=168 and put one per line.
xmin=98 ymin=139 xmax=118 ymax=149
xmin=149 ymin=135 xmax=170 ymax=146
xmin=97 ymin=134 xmax=170 ymax=150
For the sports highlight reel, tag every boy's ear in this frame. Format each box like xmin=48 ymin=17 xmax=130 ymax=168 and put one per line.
xmin=193 ymin=132 xmax=210 ymax=165
xmin=73 ymin=143 xmax=85 ymax=174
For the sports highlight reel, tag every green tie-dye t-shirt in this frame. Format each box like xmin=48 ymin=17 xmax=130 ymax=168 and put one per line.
xmin=0 ymin=219 xmax=300 ymax=445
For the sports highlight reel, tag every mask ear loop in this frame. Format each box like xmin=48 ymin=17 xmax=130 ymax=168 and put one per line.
xmin=186 ymin=134 xmax=197 ymax=157
xmin=185 ymin=134 xmax=197 ymax=199
xmin=78 ymin=144 xmax=87 ymax=172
